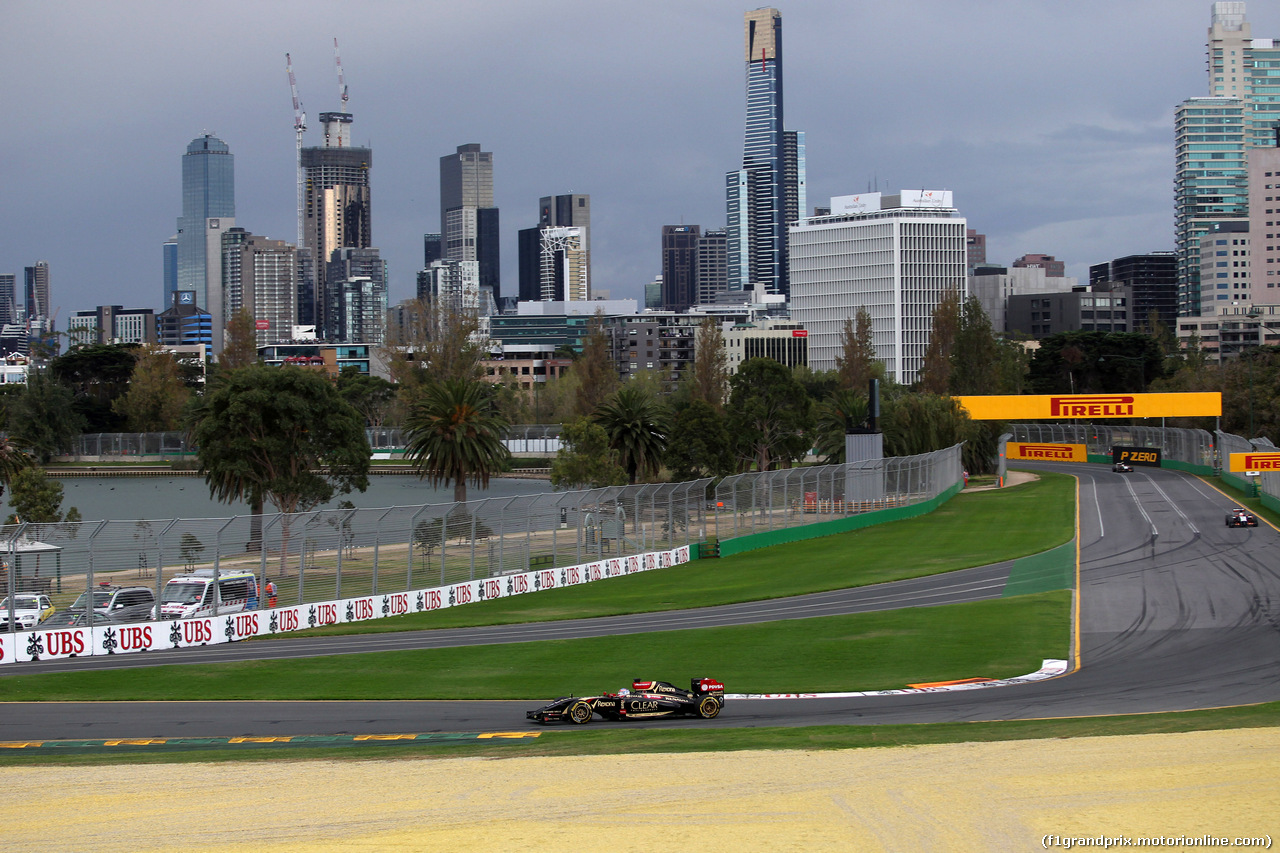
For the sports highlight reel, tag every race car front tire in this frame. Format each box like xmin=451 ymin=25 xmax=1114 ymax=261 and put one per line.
xmin=567 ymin=700 xmax=593 ymax=725
xmin=697 ymin=696 xmax=722 ymax=719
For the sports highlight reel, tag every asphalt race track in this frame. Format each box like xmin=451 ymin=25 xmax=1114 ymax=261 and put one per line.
xmin=3 ymin=464 xmax=1279 ymax=739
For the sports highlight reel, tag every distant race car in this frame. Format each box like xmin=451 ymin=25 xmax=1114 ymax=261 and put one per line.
xmin=1113 ymin=462 xmax=1133 ymax=473
xmin=527 ymin=677 xmax=725 ymax=725
xmin=1226 ymin=507 xmax=1259 ymax=528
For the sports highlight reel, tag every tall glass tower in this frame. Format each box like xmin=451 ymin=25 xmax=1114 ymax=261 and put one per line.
xmin=725 ymin=8 xmax=803 ymax=297
xmin=176 ymin=134 xmax=235 ymax=319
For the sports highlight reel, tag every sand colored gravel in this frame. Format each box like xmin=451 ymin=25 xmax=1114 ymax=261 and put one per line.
xmin=0 ymin=727 xmax=1275 ymax=852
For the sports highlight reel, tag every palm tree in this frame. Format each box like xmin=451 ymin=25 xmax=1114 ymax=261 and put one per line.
xmin=593 ymin=385 xmax=669 ymax=484
xmin=812 ymin=388 xmax=869 ymax=464
xmin=0 ymin=435 xmax=33 ymax=499
xmin=404 ymin=378 xmax=511 ymax=503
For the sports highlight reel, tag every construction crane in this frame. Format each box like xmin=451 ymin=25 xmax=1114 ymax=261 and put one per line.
xmin=334 ymin=38 xmax=348 ymax=113
xmin=286 ymin=53 xmax=307 ymax=251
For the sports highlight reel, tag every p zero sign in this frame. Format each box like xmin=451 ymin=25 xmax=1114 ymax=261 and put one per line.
xmin=1006 ymin=442 xmax=1087 ymax=463
xmin=1114 ymin=446 xmax=1162 ymax=467
xmin=955 ymin=393 xmax=1222 ymax=421
xmin=1228 ymin=452 xmax=1280 ymax=472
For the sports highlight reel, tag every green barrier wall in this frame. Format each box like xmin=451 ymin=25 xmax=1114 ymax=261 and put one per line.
xmin=1163 ymin=459 xmax=1215 ymax=476
xmin=717 ymin=481 xmax=964 ymax=558
xmin=1001 ymin=540 xmax=1076 ymax=597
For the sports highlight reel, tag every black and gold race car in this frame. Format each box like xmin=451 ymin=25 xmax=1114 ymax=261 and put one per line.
xmin=527 ymin=677 xmax=725 ymax=724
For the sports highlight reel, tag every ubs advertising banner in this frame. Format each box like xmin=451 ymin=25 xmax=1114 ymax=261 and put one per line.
xmin=0 ymin=546 xmax=693 ymax=665
xmin=1006 ymin=442 xmax=1088 ymax=463
xmin=955 ymin=392 xmax=1221 ymax=421
xmin=1229 ymin=451 xmax=1280 ymax=472
xmin=1113 ymin=446 xmax=1162 ymax=467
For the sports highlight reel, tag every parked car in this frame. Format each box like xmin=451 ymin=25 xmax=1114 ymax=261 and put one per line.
xmin=0 ymin=594 xmax=55 ymax=631
xmin=528 ymin=677 xmax=725 ymax=725
xmin=38 ymin=610 xmax=127 ymax=628
xmin=69 ymin=584 xmax=156 ymax=622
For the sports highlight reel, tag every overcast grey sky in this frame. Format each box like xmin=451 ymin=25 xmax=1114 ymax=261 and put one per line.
xmin=4 ymin=0 xmax=1275 ymax=317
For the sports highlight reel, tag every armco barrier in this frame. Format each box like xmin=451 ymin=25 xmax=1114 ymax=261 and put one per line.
xmin=0 ymin=545 xmax=690 ymax=664
xmin=718 ymin=482 xmax=963 ymax=558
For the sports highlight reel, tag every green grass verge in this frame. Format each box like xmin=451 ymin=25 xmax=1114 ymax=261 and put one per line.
xmin=0 ymin=591 xmax=1068 ymax=701
xmin=1 ymin=701 xmax=1275 ymax=767
xmin=279 ymin=470 xmax=1076 ymax=636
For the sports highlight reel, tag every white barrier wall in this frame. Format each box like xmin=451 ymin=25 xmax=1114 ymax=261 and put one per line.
xmin=0 ymin=546 xmax=690 ymax=665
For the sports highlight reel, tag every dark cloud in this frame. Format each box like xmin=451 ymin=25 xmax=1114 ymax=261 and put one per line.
xmin=1 ymin=0 xmax=1270 ymax=313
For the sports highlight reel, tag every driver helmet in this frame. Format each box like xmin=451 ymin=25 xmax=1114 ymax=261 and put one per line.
xmin=617 ymin=687 xmax=630 ymax=696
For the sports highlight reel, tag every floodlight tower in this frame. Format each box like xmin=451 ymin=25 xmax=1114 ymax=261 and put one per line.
xmin=286 ymin=53 xmax=307 ymax=249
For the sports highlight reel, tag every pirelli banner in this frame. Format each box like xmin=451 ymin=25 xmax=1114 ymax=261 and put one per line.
xmin=955 ymin=392 xmax=1222 ymax=421
xmin=1006 ymin=442 xmax=1088 ymax=463
xmin=1228 ymin=452 xmax=1280 ymax=473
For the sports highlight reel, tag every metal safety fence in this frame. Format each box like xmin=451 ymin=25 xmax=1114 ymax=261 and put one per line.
xmin=67 ymin=425 xmax=566 ymax=461
xmin=1006 ymin=424 xmax=1216 ymax=470
xmin=1216 ymin=430 xmax=1280 ymax=500
xmin=712 ymin=444 xmax=964 ymax=541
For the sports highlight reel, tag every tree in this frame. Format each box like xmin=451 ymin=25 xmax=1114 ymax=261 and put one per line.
xmin=190 ymin=365 xmax=371 ymax=564
xmin=218 ymin=308 xmax=259 ymax=371
xmin=113 ymin=344 xmax=191 ymax=432
xmin=593 ymin=385 xmax=669 ymax=484
xmin=573 ymin=313 xmax=620 ymax=417
xmin=550 ymin=417 xmax=627 ymax=490
xmin=337 ymin=366 xmax=396 ymax=427
xmin=50 ymin=343 xmax=137 ymax=432
xmin=403 ymin=378 xmax=511 ymax=504
xmin=179 ymin=532 xmax=206 ymax=569
xmin=834 ymin=307 xmax=880 ymax=393
xmin=5 ymin=468 xmax=77 ymax=524
xmin=664 ymin=400 xmax=734 ymax=482
xmin=948 ymin=297 xmax=1004 ymax=395
xmin=688 ymin=317 xmax=729 ymax=410
xmin=917 ymin=289 xmax=961 ymax=394
xmin=8 ymin=371 xmax=85 ymax=463
xmin=0 ymin=435 xmax=33 ymax=501
xmin=811 ymin=388 xmax=870 ymax=464
xmin=726 ymin=358 xmax=813 ymax=472
xmin=1027 ymin=331 xmax=1165 ymax=394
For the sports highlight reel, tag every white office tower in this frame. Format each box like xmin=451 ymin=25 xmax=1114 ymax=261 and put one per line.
xmin=789 ymin=191 xmax=967 ymax=385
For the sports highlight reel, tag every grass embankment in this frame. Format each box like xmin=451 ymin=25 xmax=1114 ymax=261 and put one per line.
xmin=0 ymin=591 xmax=1068 ymax=701
xmin=286 ymin=470 xmax=1077 ymax=636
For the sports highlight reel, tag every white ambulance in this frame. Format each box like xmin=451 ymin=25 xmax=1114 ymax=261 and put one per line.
xmin=156 ymin=569 xmax=259 ymax=620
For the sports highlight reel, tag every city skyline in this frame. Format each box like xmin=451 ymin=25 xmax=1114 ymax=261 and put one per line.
xmin=4 ymin=1 xmax=1276 ymax=320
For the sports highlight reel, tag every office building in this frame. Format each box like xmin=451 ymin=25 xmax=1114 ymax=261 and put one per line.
xmin=723 ymin=319 xmax=809 ymax=374
xmin=696 ymin=229 xmax=729 ymax=305
xmin=67 ymin=306 xmax=157 ymax=347
xmin=518 ymin=194 xmax=590 ymax=303
xmin=790 ymin=191 xmax=967 ymax=385
xmin=23 ymin=261 xmax=50 ymax=329
xmin=1011 ymin=253 xmax=1065 ymax=277
xmin=661 ymin=225 xmax=700 ymax=312
xmin=326 ymin=248 xmax=386 ymax=344
xmin=1248 ymin=139 xmax=1280 ymax=295
xmin=175 ymin=135 xmax=235 ymax=317
xmin=423 ymin=233 xmax=442 ymax=267
xmin=418 ymin=258 xmax=480 ymax=316
xmin=645 ymin=275 xmax=663 ymax=309
xmin=1176 ymin=3 xmax=1280 ymax=314
xmin=1006 ymin=284 xmax=1134 ymax=338
xmin=966 ymin=229 xmax=987 ymax=271
xmin=968 ymin=266 xmax=1078 ymax=333
xmin=162 ymin=237 xmax=178 ymax=309
xmin=440 ymin=144 xmax=500 ymax=301
xmin=539 ymin=227 xmax=589 ymax=302
xmin=222 ymin=229 xmax=299 ymax=348
xmin=303 ymin=111 xmax=373 ymax=338
xmin=725 ymin=8 xmax=804 ymax=297
xmin=1089 ymin=252 xmax=1179 ymax=329
xmin=157 ymin=290 xmax=213 ymax=356
xmin=0 ymin=274 xmax=16 ymax=326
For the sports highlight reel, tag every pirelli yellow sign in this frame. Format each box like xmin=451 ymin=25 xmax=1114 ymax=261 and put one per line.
xmin=1006 ymin=442 xmax=1088 ymax=463
xmin=955 ymin=393 xmax=1222 ymax=421
xmin=1228 ymin=452 xmax=1280 ymax=472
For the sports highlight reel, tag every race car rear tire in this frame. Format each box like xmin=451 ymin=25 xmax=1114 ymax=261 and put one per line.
xmin=697 ymin=696 xmax=721 ymax=719
xmin=567 ymin=700 xmax=593 ymax=725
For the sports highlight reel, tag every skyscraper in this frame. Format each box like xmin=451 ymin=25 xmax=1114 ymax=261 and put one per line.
xmin=1176 ymin=3 xmax=1280 ymax=314
xmin=0 ymin=274 xmax=15 ymax=326
xmin=661 ymin=225 xmax=700 ymax=312
xmin=303 ymin=111 xmax=373 ymax=337
xmin=24 ymin=262 xmax=50 ymax=330
xmin=725 ymin=8 xmax=804 ymax=297
xmin=175 ymin=134 xmax=235 ymax=316
xmin=162 ymin=236 xmax=178 ymax=309
xmin=222 ymin=228 xmax=300 ymax=347
xmin=440 ymin=144 xmax=500 ymax=301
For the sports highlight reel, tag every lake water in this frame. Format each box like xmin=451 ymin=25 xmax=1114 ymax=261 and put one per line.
xmin=10 ymin=474 xmax=555 ymax=523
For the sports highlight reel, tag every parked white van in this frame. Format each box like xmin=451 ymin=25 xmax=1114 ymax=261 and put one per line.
xmin=157 ymin=570 xmax=259 ymax=620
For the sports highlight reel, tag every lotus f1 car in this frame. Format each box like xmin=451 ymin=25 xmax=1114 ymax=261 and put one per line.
xmin=1226 ymin=507 xmax=1259 ymax=527
xmin=527 ymin=677 xmax=725 ymax=724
